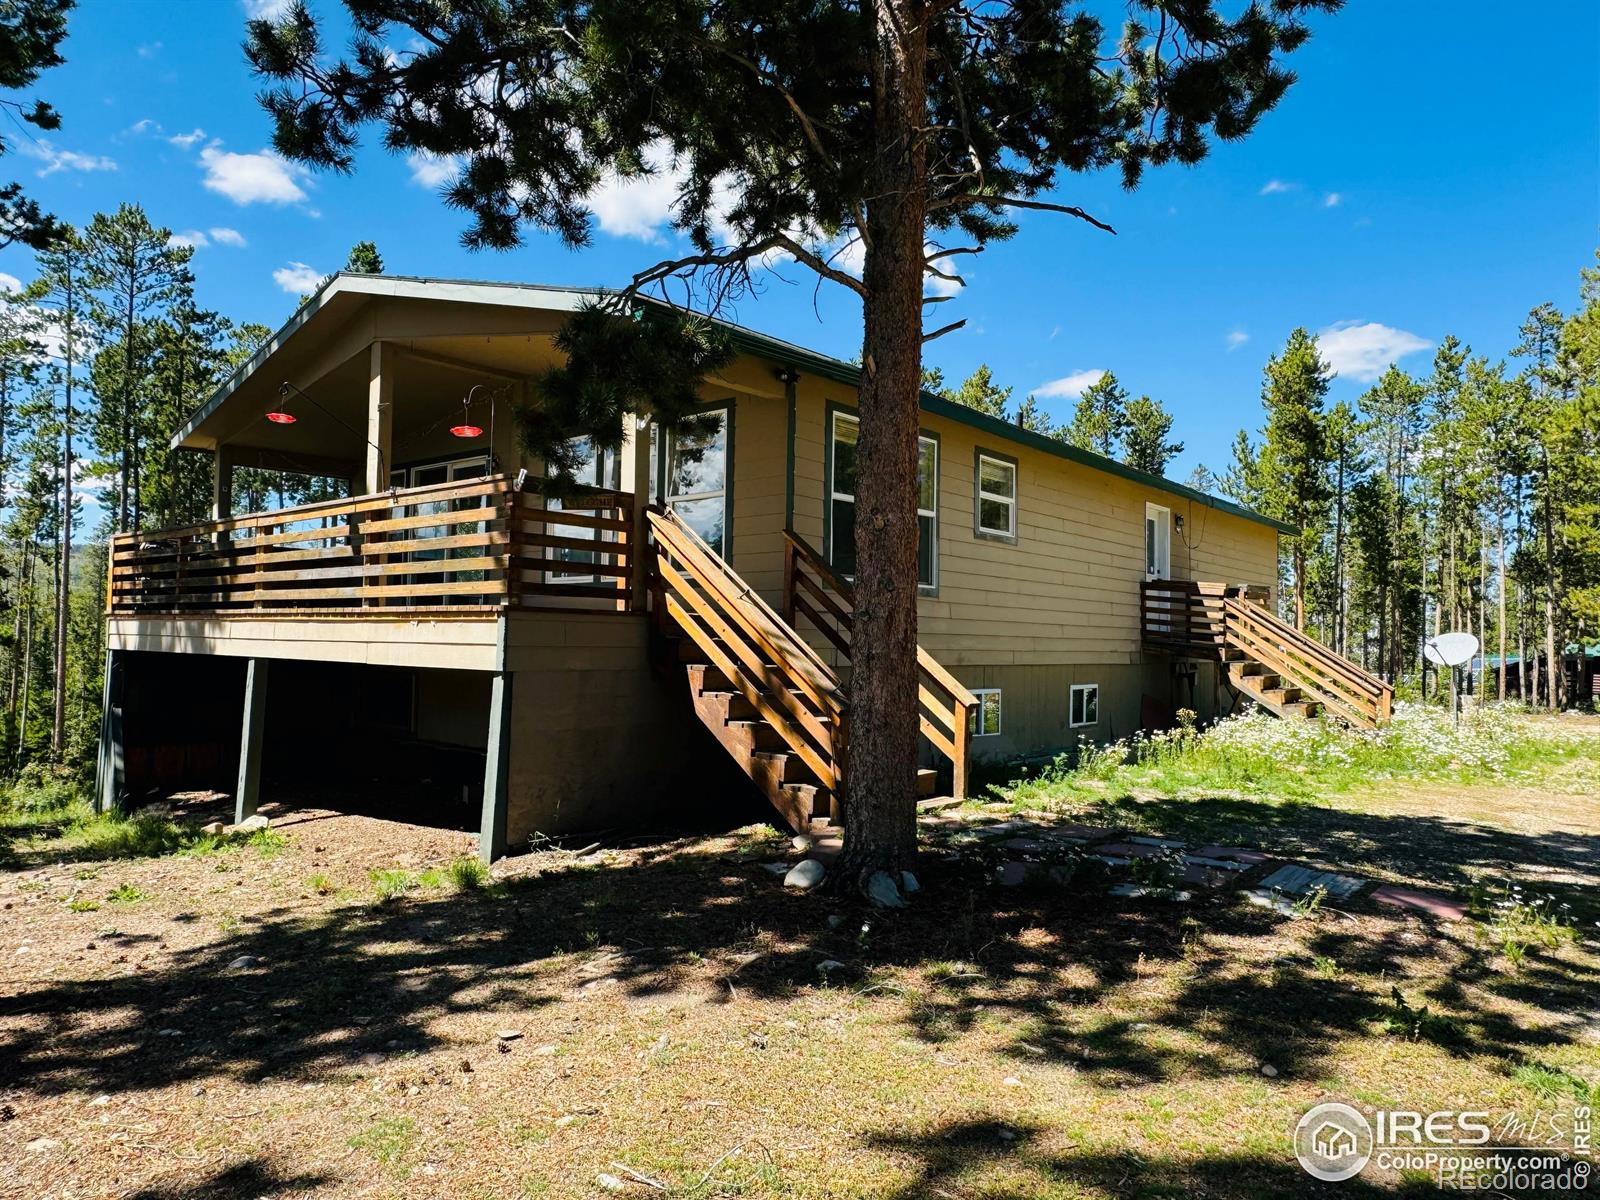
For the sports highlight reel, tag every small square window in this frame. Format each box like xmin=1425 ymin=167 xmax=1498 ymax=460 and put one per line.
xmin=975 ymin=453 xmax=1017 ymax=538
xmin=968 ymin=688 xmax=1002 ymax=737
xmin=1069 ymin=683 xmax=1099 ymax=728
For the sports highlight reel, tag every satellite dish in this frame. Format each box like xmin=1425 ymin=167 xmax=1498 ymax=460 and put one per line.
xmin=1424 ymin=632 xmax=1479 ymax=668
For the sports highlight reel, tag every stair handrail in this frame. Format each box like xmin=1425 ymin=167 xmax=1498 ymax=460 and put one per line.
xmin=652 ymin=508 xmax=847 ymax=715
xmin=1222 ymin=596 xmax=1393 ymax=726
xmin=781 ymin=528 xmax=977 ymax=797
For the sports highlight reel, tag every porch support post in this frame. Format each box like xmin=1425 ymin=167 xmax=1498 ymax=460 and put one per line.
xmin=479 ymin=668 xmax=512 ymax=863
xmin=619 ymin=413 xmax=652 ymax=612
xmin=234 ymin=657 xmax=268 ymax=825
xmin=365 ymin=341 xmax=395 ymax=495
xmin=94 ymin=649 xmax=125 ymax=815
xmin=211 ymin=444 xmax=235 ymax=521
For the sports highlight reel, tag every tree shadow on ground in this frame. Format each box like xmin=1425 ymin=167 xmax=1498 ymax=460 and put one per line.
xmin=863 ymin=1118 xmax=1442 ymax=1199
xmin=123 ymin=1161 xmax=333 ymax=1200
xmin=2 ymin=801 xmax=1596 ymax=1110
xmin=1068 ymin=792 xmax=1600 ymax=911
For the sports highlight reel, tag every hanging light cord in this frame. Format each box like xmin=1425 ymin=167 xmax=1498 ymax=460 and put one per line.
xmin=275 ymin=379 xmax=391 ymax=489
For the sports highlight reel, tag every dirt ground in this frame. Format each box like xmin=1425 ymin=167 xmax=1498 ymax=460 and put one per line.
xmin=1 ymin=780 xmax=1597 ymax=1199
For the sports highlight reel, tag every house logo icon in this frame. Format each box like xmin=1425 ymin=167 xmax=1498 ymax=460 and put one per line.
xmin=1294 ymin=1102 xmax=1373 ymax=1181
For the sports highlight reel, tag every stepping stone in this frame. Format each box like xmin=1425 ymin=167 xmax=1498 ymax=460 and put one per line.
xmin=1192 ymin=846 xmax=1272 ymax=866
xmin=1258 ymin=864 xmax=1365 ymax=900
xmin=1095 ymin=842 xmax=1165 ymax=859
xmin=1181 ymin=862 xmax=1232 ymax=888
xmin=1243 ymin=888 xmax=1300 ymax=916
xmin=1110 ymin=883 xmax=1192 ymax=901
xmin=1128 ymin=835 xmax=1187 ymax=849
xmin=1183 ymin=855 xmax=1254 ymax=872
xmin=1000 ymin=837 xmax=1050 ymax=853
xmin=970 ymin=820 xmax=1043 ymax=839
xmin=1371 ymin=885 xmax=1467 ymax=921
xmin=1046 ymin=824 xmax=1118 ymax=842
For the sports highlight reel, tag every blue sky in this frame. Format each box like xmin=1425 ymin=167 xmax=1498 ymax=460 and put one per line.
xmin=3 ymin=0 xmax=1595 ymax=485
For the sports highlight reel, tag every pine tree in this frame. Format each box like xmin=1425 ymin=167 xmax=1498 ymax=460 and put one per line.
xmin=22 ymin=228 xmax=89 ymax=757
xmin=0 ymin=1 xmax=72 ymax=252
xmin=246 ymin=0 xmax=1343 ymax=880
xmin=344 ymin=240 xmax=384 ymax=274
xmin=82 ymin=203 xmax=194 ymax=532
xmin=947 ymin=364 xmax=1010 ymax=418
xmin=1257 ymin=328 xmax=1332 ymax=629
xmin=1361 ymin=365 xmax=1424 ymax=678
xmin=1061 ymin=371 xmax=1128 ymax=457
xmin=1321 ymin=400 xmax=1368 ymax=656
xmin=1120 ymin=395 xmax=1182 ymax=475
xmin=1014 ymin=394 xmax=1052 ymax=435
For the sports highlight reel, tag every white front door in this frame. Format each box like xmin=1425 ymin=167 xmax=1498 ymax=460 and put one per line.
xmin=1145 ymin=503 xmax=1171 ymax=582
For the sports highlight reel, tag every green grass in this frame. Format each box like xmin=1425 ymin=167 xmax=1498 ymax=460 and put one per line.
xmin=370 ymin=868 xmax=419 ymax=901
xmin=1 ymin=776 xmax=286 ymax=867
xmin=994 ymin=703 xmax=1593 ymax=811
xmin=107 ymin=883 xmax=146 ymax=904
xmin=347 ymin=1115 xmax=417 ymax=1177
xmin=446 ymin=856 xmax=488 ymax=890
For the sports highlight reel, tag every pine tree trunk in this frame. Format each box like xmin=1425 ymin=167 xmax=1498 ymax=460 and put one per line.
xmin=53 ymin=278 xmax=74 ymax=757
xmin=837 ymin=0 xmax=927 ymax=888
xmin=17 ymin=541 xmax=34 ymax=761
xmin=1539 ymin=447 xmax=1559 ymax=712
xmin=1496 ymin=515 xmax=1506 ymax=703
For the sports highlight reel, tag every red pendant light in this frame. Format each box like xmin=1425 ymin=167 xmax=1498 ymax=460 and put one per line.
xmin=449 ymin=422 xmax=484 ymax=439
xmin=265 ymin=409 xmax=297 ymax=425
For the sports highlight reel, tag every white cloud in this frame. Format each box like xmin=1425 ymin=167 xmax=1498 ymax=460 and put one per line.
xmin=1226 ymin=330 xmax=1250 ymax=351
xmin=169 ymin=229 xmax=208 ymax=249
xmin=24 ymin=142 xmax=117 ymax=177
xmin=0 ymin=272 xmax=21 ymax=294
xmin=126 ymin=118 xmax=161 ymax=137
xmin=407 ymin=150 xmax=460 ymax=188
xmin=924 ymin=254 xmax=963 ymax=298
xmin=586 ymin=142 xmax=684 ymax=242
xmin=1259 ymin=179 xmax=1294 ymax=195
xmin=242 ymin=0 xmax=295 ymax=18
xmin=1324 ymin=192 xmax=1343 ymax=208
xmin=137 ymin=41 xmax=162 ymax=58
xmin=1035 ymin=369 xmax=1106 ymax=400
xmin=200 ymin=144 xmax=309 ymax=205
xmin=209 ymin=226 xmax=246 ymax=247
xmin=272 ymin=261 xmax=322 ymax=294
xmin=1317 ymin=320 xmax=1431 ymax=382
xmin=168 ymin=128 xmax=206 ymax=149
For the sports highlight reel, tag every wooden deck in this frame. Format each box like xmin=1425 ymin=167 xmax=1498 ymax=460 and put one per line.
xmin=107 ymin=475 xmax=638 ymax=619
xmin=1140 ymin=579 xmax=1394 ymax=728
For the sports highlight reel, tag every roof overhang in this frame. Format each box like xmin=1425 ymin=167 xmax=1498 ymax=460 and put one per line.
xmin=180 ymin=272 xmax=1294 ymax=536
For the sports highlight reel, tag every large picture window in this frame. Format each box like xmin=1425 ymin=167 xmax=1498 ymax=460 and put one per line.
xmin=828 ymin=410 xmax=937 ymax=588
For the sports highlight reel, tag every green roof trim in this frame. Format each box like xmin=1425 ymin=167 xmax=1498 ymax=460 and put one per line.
xmin=719 ymin=325 xmax=1296 ymax=536
xmin=180 ymin=271 xmax=1293 ymax=536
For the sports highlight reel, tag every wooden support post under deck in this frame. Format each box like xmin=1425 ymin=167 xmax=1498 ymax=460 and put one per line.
xmin=94 ymin=649 xmax=125 ymax=815
xmin=479 ymin=669 xmax=512 ymax=863
xmin=234 ymin=658 xmax=268 ymax=825
xmin=366 ymin=341 xmax=395 ymax=495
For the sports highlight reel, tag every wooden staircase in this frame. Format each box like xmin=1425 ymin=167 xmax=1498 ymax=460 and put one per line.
xmin=1142 ymin=580 xmax=1393 ymax=729
xmin=647 ymin=509 xmax=972 ymax=833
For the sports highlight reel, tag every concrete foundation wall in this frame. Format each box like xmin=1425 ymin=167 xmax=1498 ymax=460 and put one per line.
xmin=501 ymin=611 xmax=707 ymax=845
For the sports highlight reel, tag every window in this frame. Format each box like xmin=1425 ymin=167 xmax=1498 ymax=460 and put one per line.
xmin=968 ymin=688 xmax=1002 ymax=737
xmin=828 ymin=409 xmax=937 ymax=588
xmin=660 ymin=406 xmax=730 ymax=557
xmin=1070 ymin=683 xmax=1099 ymax=728
xmin=975 ymin=452 xmax=1017 ymax=539
xmin=549 ymin=437 xmax=620 ymax=582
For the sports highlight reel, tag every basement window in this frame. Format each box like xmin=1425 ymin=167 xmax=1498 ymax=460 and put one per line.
xmin=968 ymin=688 xmax=1002 ymax=737
xmin=1070 ymin=683 xmax=1099 ymax=728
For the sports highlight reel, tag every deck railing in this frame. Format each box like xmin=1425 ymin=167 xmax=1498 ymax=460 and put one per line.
xmin=1139 ymin=578 xmax=1393 ymax=728
xmin=780 ymin=529 xmax=977 ymax=798
xmin=107 ymin=475 xmax=637 ymax=617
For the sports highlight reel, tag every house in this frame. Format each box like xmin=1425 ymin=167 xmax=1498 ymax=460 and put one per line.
xmin=96 ymin=273 xmax=1391 ymax=859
